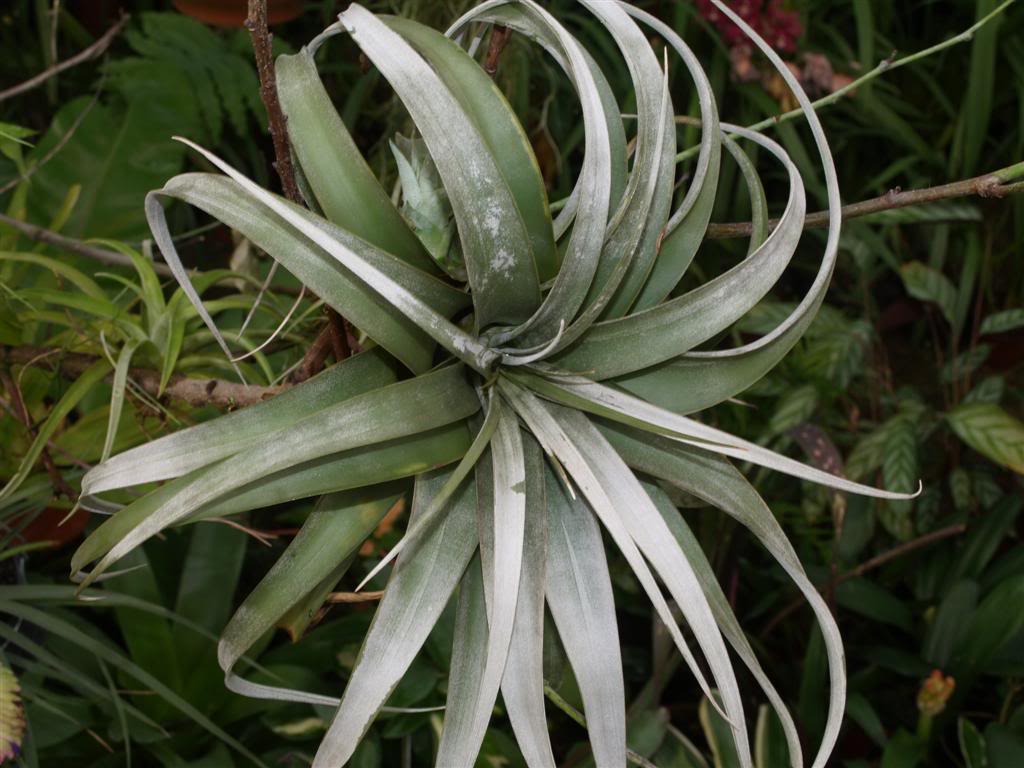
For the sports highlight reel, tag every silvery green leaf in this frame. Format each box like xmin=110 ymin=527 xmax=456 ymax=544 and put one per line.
xmin=618 ymin=2 xmax=722 ymax=312
xmin=521 ymin=372 xmax=918 ymax=501
xmin=313 ymin=469 xmax=479 ymax=767
xmin=603 ymin=423 xmax=844 ymax=768
xmin=83 ymin=348 xmax=398 ymax=496
xmin=436 ymin=411 xmax=526 ymax=766
xmin=556 ymin=126 xmax=804 ymax=379
xmin=385 ymin=16 xmax=556 ymax=284
xmin=339 ymin=5 xmax=540 ymax=328
xmin=551 ymin=409 xmax=752 ymax=767
xmin=499 ymin=380 xmax=737 ymax=737
xmin=218 ymin=486 xmax=402 ymax=706
xmin=449 ymin=1 xmax=612 ymax=347
xmin=390 ymin=135 xmax=456 ymax=272
xmin=75 ymin=365 xmax=479 ymax=586
xmin=276 ymin=49 xmax=436 ymax=272
xmin=544 ymin=462 xmax=626 ymax=768
xmin=160 ymin=142 xmax=498 ymax=372
xmin=500 ymin=436 xmax=555 ymax=768
xmin=153 ymin=171 xmax=471 ymax=374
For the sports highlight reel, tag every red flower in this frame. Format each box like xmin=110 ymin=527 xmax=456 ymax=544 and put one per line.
xmin=696 ymin=0 xmax=802 ymax=53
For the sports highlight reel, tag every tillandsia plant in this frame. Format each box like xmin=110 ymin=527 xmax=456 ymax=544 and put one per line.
xmin=68 ymin=1 xmax=919 ymax=766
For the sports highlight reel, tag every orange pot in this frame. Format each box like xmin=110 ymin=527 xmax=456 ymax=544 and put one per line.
xmin=172 ymin=0 xmax=304 ymax=27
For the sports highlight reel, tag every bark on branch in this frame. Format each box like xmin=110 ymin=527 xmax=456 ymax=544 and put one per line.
xmin=707 ymin=165 xmax=1024 ymax=239
xmin=0 ymin=345 xmax=284 ymax=410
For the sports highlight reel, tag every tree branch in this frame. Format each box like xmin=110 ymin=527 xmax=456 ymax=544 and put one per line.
xmin=0 ymin=212 xmax=175 ymax=277
xmin=245 ymin=0 xmax=301 ymax=205
xmin=707 ymin=163 xmax=1024 ymax=239
xmin=0 ymin=15 xmax=129 ymax=103
xmin=760 ymin=522 xmax=967 ymax=636
xmin=0 ymin=345 xmax=284 ymax=410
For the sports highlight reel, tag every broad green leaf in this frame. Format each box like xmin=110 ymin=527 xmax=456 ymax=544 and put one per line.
xmin=701 ymin=693 xmax=743 ymax=768
xmin=899 ymin=261 xmax=957 ymax=326
xmin=947 ymin=403 xmax=1024 ymax=474
xmin=881 ymin=414 xmax=917 ymax=541
xmin=923 ymin=580 xmax=978 ymax=668
xmin=959 ymin=718 xmax=987 ymax=768
xmin=980 ymin=309 xmax=1024 ymax=335
xmin=25 ymin=97 xmax=185 ymax=240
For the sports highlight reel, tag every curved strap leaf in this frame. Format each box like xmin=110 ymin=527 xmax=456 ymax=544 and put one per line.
xmin=218 ymin=485 xmax=404 ymax=707
xmin=338 ymin=4 xmax=540 ymax=328
xmin=75 ymin=365 xmax=479 ymax=587
xmin=499 ymin=380 xmax=739 ymax=741
xmin=581 ymin=0 xmax=677 ymax=320
xmin=158 ymin=142 xmax=496 ymax=373
xmin=72 ymin=422 xmax=471 ymax=577
xmin=556 ymin=124 xmax=804 ymax=379
xmin=153 ymin=172 xmax=469 ymax=374
xmin=448 ymin=0 xmax=612 ymax=348
xmin=543 ymin=462 xmax=626 ymax=768
xmin=386 ymin=16 xmax=557 ymax=283
xmin=519 ymin=372 xmax=920 ymax=501
xmin=624 ymin=3 xmax=723 ymax=311
xmin=275 ymin=50 xmax=435 ymax=272
xmin=605 ymin=424 xmax=843 ymax=768
xmin=313 ymin=469 xmax=479 ymax=768
xmin=500 ymin=435 xmax=556 ymax=768
xmin=83 ymin=348 xmax=398 ymax=495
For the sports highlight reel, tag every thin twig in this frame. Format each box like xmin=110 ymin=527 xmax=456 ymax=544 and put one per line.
xmin=327 ymin=590 xmax=385 ymax=604
xmin=761 ymin=523 xmax=967 ymax=635
xmin=0 ymin=212 xmax=175 ymax=277
xmin=1 ymin=345 xmax=284 ymax=410
xmin=290 ymin=327 xmax=333 ymax=384
xmin=707 ymin=163 xmax=1024 ymax=239
xmin=0 ymin=15 xmax=128 ymax=102
xmin=245 ymin=0 xmax=352 ymax=368
xmin=245 ymin=0 xmax=301 ymax=204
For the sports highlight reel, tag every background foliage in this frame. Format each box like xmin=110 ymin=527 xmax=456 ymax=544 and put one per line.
xmin=1 ymin=1 xmax=1021 ymax=766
